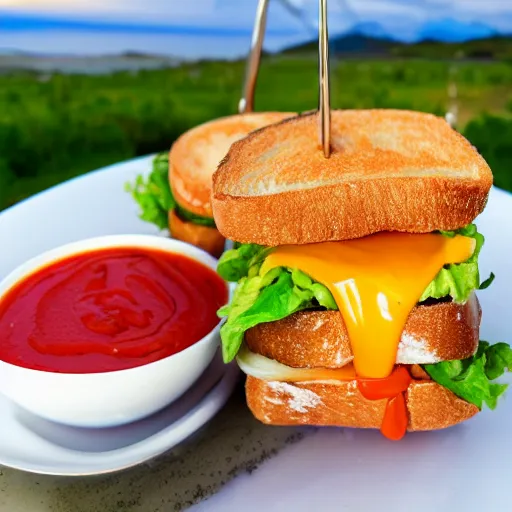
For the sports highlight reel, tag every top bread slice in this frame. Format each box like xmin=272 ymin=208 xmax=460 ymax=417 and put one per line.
xmin=212 ymin=109 xmax=493 ymax=245
xmin=169 ymin=112 xmax=295 ymax=218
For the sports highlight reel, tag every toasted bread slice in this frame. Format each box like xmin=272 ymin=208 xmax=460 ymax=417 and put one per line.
xmin=246 ymin=376 xmax=479 ymax=431
xmin=245 ymin=293 xmax=481 ymax=368
xmin=169 ymin=112 xmax=295 ymax=218
xmin=212 ymin=110 xmax=493 ymax=245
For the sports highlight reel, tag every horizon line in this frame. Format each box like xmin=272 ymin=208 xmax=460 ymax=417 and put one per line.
xmin=0 ymin=10 xmax=298 ymax=38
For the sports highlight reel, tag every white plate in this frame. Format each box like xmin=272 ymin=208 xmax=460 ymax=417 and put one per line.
xmin=0 ymin=155 xmax=239 ymax=476
xmin=0 ymin=353 xmax=238 ymax=476
xmin=191 ymin=186 xmax=512 ymax=512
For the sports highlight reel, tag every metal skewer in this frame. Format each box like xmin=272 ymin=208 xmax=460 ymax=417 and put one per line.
xmin=239 ymin=0 xmax=270 ymax=114
xmin=445 ymin=60 xmax=459 ymax=130
xmin=318 ymin=0 xmax=331 ymax=158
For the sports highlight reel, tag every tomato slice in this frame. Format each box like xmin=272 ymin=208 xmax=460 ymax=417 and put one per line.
xmin=357 ymin=366 xmax=411 ymax=400
xmin=381 ymin=393 xmax=408 ymax=441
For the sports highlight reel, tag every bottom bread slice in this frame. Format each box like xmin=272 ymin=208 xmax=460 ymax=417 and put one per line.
xmin=246 ymin=376 xmax=479 ymax=431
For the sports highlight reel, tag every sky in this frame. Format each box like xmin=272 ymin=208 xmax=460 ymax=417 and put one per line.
xmin=0 ymin=0 xmax=511 ymax=59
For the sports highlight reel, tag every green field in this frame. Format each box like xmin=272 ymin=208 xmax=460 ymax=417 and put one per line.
xmin=1 ymin=55 xmax=512 ymax=210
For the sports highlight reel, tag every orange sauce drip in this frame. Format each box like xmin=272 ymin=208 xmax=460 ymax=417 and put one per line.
xmin=357 ymin=366 xmax=411 ymax=440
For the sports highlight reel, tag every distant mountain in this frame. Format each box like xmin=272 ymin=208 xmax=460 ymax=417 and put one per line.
xmin=328 ymin=33 xmax=394 ymax=55
xmin=337 ymin=18 xmax=502 ymax=44
xmin=285 ymin=20 xmax=396 ymax=55
xmin=283 ymin=12 xmax=512 ymax=61
xmin=0 ymin=48 xmax=25 ymax=56
xmin=284 ymin=29 xmax=394 ymax=56
xmin=284 ymin=16 xmax=506 ymax=56
xmin=417 ymin=18 xmax=497 ymax=43
xmin=391 ymin=35 xmax=512 ymax=60
xmin=349 ymin=21 xmax=392 ymax=40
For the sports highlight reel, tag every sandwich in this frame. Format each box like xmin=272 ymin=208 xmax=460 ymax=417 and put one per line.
xmin=212 ymin=109 xmax=512 ymax=440
xmin=127 ymin=112 xmax=293 ymax=257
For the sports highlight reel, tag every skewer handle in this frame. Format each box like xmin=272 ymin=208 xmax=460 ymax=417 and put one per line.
xmin=239 ymin=0 xmax=270 ymax=114
xmin=318 ymin=0 xmax=331 ymax=158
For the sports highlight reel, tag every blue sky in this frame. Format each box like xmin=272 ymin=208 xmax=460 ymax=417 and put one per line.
xmin=0 ymin=0 xmax=511 ymax=58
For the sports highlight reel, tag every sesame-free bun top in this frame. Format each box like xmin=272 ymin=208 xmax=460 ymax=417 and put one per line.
xmin=212 ymin=109 xmax=493 ymax=245
xmin=169 ymin=112 xmax=295 ymax=218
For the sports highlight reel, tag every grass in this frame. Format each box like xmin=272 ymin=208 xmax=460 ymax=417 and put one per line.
xmin=1 ymin=55 xmax=512 ymax=210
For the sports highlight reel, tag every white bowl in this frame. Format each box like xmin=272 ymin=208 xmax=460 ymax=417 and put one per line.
xmin=0 ymin=235 xmax=227 ymax=428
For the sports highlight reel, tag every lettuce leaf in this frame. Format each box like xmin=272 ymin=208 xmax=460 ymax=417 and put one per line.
xmin=217 ymin=244 xmax=270 ymax=282
xmin=219 ymin=268 xmax=336 ymax=362
xmin=423 ymin=341 xmax=512 ymax=409
xmin=419 ymin=224 xmax=488 ymax=303
xmin=218 ymin=224 xmax=488 ymax=302
xmin=479 ymin=272 xmax=495 ymax=290
xmin=125 ymin=152 xmax=175 ymax=230
xmin=125 ymin=152 xmax=215 ymax=229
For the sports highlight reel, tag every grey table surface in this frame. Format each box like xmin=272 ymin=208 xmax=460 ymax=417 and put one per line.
xmin=0 ymin=383 xmax=309 ymax=511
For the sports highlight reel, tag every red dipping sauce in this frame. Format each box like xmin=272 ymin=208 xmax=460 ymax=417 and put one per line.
xmin=0 ymin=248 xmax=228 ymax=373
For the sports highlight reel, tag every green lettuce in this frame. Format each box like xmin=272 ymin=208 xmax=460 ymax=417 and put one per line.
xmin=424 ymin=341 xmax=512 ymax=409
xmin=125 ymin=152 xmax=175 ymax=230
xmin=217 ymin=244 xmax=271 ymax=282
xmin=419 ymin=224 xmax=490 ymax=303
xmin=218 ymin=225 xmax=492 ymax=363
xmin=219 ymin=268 xmax=336 ymax=362
xmin=125 ymin=152 xmax=216 ymax=230
xmin=219 ymin=225 xmax=491 ymax=303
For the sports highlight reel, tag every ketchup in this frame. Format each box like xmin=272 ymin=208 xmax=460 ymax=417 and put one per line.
xmin=357 ymin=366 xmax=412 ymax=440
xmin=0 ymin=248 xmax=228 ymax=373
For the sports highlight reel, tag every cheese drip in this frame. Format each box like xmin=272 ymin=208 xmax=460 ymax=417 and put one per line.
xmin=260 ymin=232 xmax=474 ymax=379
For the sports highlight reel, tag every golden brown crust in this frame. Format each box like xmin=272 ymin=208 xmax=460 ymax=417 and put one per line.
xmin=168 ymin=209 xmax=225 ymax=258
xmin=169 ymin=112 xmax=295 ymax=218
xmin=246 ymin=376 xmax=479 ymax=431
xmin=212 ymin=110 xmax=493 ymax=245
xmin=245 ymin=294 xmax=481 ymax=368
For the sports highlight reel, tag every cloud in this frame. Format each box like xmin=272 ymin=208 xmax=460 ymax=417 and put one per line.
xmin=0 ymin=0 xmax=511 ymax=40
xmin=0 ymin=11 xmax=299 ymax=38
xmin=351 ymin=0 xmax=512 ymax=18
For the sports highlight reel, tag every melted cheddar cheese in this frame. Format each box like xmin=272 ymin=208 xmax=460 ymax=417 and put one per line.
xmin=260 ymin=232 xmax=474 ymax=379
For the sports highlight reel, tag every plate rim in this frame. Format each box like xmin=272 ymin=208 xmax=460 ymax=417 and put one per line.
xmin=1 ymin=153 xmax=156 ymax=218
xmin=0 ymin=363 xmax=239 ymax=477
